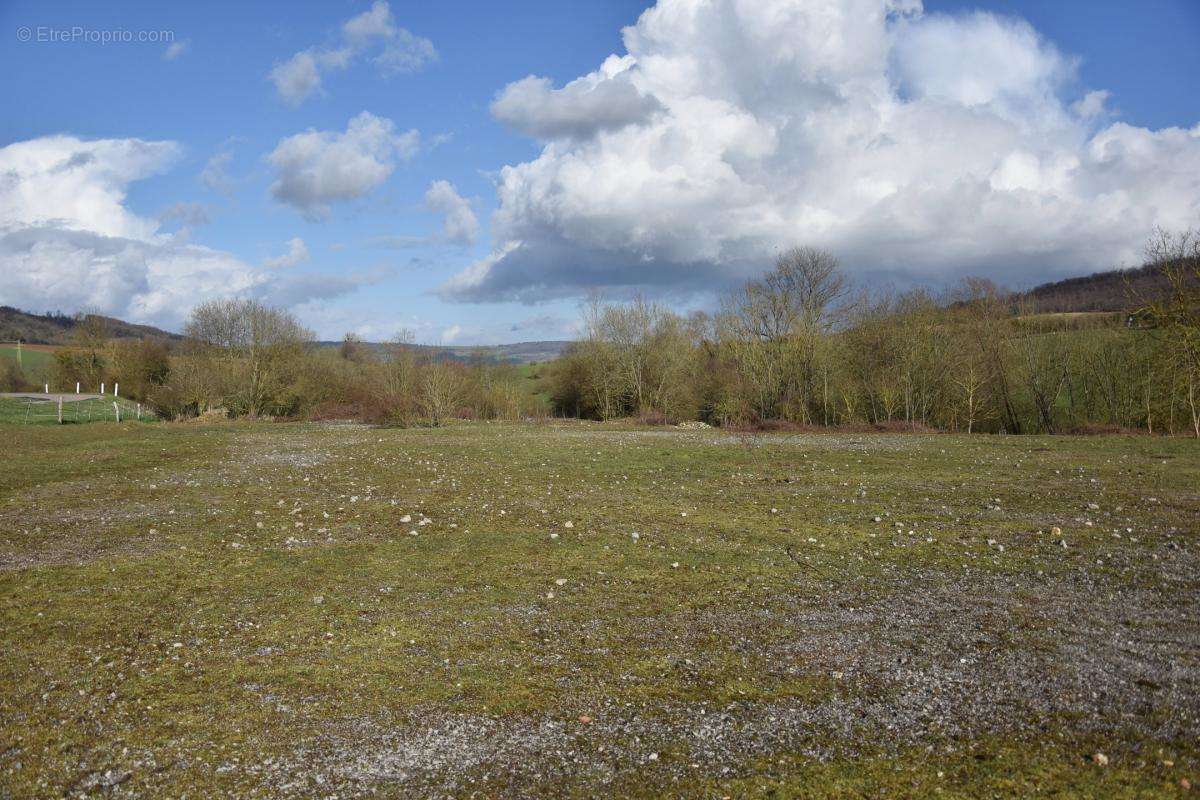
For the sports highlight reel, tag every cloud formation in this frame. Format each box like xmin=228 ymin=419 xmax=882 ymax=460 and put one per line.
xmin=199 ymin=149 xmax=235 ymax=194
xmin=264 ymin=237 xmax=310 ymax=269
xmin=268 ymin=112 xmax=419 ymax=220
xmin=446 ymin=0 xmax=1200 ymax=302
xmin=0 ymin=135 xmax=371 ymax=329
xmin=270 ymin=1 xmax=437 ymax=105
xmin=424 ymin=180 xmax=479 ymax=245
xmin=491 ymin=59 xmax=663 ymax=141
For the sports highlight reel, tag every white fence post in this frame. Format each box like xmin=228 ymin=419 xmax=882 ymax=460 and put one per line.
xmin=113 ymin=402 xmax=120 ymax=423
xmin=100 ymin=382 xmax=105 ymax=395
xmin=76 ymin=382 xmax=80 ymax=394
xmin=44 ymin=383 xmax=49 ymax=394
xmin=137 ymin=403 xmax=142 ymax=420
xmin=114 ymin=383 xmax=119 ymax=397
xmin=58 ymin=396 xmax=63 ymax=424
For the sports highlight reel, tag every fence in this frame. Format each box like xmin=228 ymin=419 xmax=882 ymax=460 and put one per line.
xmin=0 ymin=394 xmax=157 ymax=426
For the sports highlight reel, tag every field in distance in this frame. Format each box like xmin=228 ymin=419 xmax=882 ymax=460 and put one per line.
xmin=1 ymin=421 xmax=1197 ymax=797
xmin=0 ymin=343 xmax=57 ymax=372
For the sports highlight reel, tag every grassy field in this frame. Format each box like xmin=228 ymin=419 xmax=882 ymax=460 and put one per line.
xmin=0 ymin=396 xmax=157 ymax=426
xmin=0 ymin=344 xmax=56 ymax=372
xmin=1 ymin=420 xmax=1197 ymax=797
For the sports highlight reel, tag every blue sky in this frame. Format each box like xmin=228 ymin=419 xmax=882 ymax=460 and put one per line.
xmin=1 ymin=0 xmax=1197 ymax=342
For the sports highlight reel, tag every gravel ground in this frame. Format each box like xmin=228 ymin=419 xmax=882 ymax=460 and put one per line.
xmin=2 ymin=422 xmax=1197 ymax=798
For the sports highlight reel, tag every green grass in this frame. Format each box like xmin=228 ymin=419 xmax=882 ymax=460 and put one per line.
xmin=0 ymin=344 xmax=55 ymax=371
xmin=0 ymin=396 xmax=157 ymax=426
xmin=517 ymin=360 xmax=552 ymax=405
xmin=0 ymin=421 xmax=1197 ymax=797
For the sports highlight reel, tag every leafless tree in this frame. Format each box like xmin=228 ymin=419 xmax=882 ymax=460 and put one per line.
xmin=184 ymin=298 xmax=312 ymax=416
xmin=418 ymin=361 xmax=464 ymax=426
xmin=1138 ymin=226 xmax=1200 ymax=435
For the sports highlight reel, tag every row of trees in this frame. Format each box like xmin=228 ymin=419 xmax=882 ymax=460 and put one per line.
xmin=7 ymin=299 xmax=545 ymax=425
xmin=8 ymin=228 xmax=1195 ymax=435
xmin=549 ymin=232 xmax=1200 ymax=435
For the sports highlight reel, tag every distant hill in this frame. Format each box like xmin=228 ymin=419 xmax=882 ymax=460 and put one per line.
xmin=317 ymin=339 xmax=570 ymax=365
xmin=20 ymin=263 xmax=1176 ymax=357
xmin=1 ymin=307 xmax=571 ymax=362
xmin=0 ymin=307 xmax=183 ymax=345
xmin=1017 ymin=263 xmax=1173 ymax=313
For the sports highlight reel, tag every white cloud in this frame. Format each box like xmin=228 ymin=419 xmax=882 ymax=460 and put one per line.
xmin=270 ymin=1 xmax=436 ymax=105
xmin=163 ymin=40 xmax=189 ymax=61
xmin=424 ymin=180 xmax=479 ymax=245
xmin=445 ymin=0 xmax=1200 ymax=302
xmin=1072 ymin=89 xmax=1111 ymax=120
xmin=268 ymin=111 xmax=419 ymax=220
xmin=158 ymin=202 xmax=210 ymax=227
xmin=199 ymin=149 xmax=235 ymax=194
xmin=0 ymin=135 xmax=370 ymax=329
xmin=440 ymin=324 xmax=462 ymax=343
xmin=0 ymin=135 xmax=179 ymax=239
xmin=265 ymin=236 xmax=310 ymax=269
xmin=376 ymin=29 xmax=439 ymax=76
xmin=491 ymin=58 xmax=663 ymax=141
xmin=270 ymin=51 xmax=324 ymax=106
xmin=342 ymin=0 xmax=396 ymax=43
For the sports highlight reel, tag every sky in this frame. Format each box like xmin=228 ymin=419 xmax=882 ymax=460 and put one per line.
xmin=0 ymin=0 xmax=1197 ymax=344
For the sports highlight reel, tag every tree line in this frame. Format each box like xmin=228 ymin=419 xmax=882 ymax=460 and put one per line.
xmin=549 ymin=230 xmax=1200 ymax=436
xmin=3 ymin=228 xmax=1196 ymax=435
xmin=1 ymin=300 xmax=544 ymax=425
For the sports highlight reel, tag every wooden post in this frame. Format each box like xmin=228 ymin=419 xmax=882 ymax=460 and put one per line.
xmin=137 ymin=403 xmax=142 ymax=420
xmin=113 ymin=402 xmax=120 ymax=423
xmin=44 ymin=383 xmax=49 ymax=394
xmin=114 ymin=383 xmax=119 ymax=397
xmin=58 ymin=396 xmax=63 ymax=424
xmin=100 ymin=382 xmax=105 ymax=395
xmin=76 ymin=382 xmax=80 ymax=394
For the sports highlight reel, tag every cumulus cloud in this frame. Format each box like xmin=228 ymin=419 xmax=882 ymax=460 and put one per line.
xmin=269 ymin=1 xmax=437 ymax=105
xmin=270 ymin=51 xmax=326 ymax=106
xmin=446 ymin=0 xmax=1200 ymax=302
xmin=265 ymin=236 xmax=310 ymax=269
xmin=0 ymin=135 xmax=179 ymax=239
xmin=0 ymin=135 xmax=371 ymax=329
xmin=424 ymin=180 xmax=479 ymax=245
xmin=268 ymin=111 xmax=420 ymax=220
xmin=491 ymin=58 xmax=663 ymax=140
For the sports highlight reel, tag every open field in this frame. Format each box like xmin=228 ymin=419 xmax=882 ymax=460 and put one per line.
xmin=1 ymin=421 xmax=1198 ymax=797
xmin=0 ymin=344 xmax=56 ymax=372
xmin=0 ymin=396 xmax=157 ymax=426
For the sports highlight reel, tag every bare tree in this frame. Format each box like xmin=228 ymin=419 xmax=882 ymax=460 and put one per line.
xmin=419 ymin=361 xmax=464 ymax=426
xmin=723 ymin=247 xmax=847 ymax=421
xmin=339 ymin=332 xmax=368 ymax=362
xmin=1138 ymin=227 xmax=1200 ymax=435
xmin=184 ymin=298 xmax=312 ymax=416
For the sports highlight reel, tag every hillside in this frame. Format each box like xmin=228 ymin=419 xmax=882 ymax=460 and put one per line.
xmin=1018 ymin=262 xmax=1172 ymax=313
xmin=317 ymin=339 xmax=570 ymax=365
xmin=0 ymin=307 xmax=182 ymax=345
xmin=2 ymin=308 xmax=570 ymax=363
xmin=408 ymin=340 xmax=570 ymax=364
